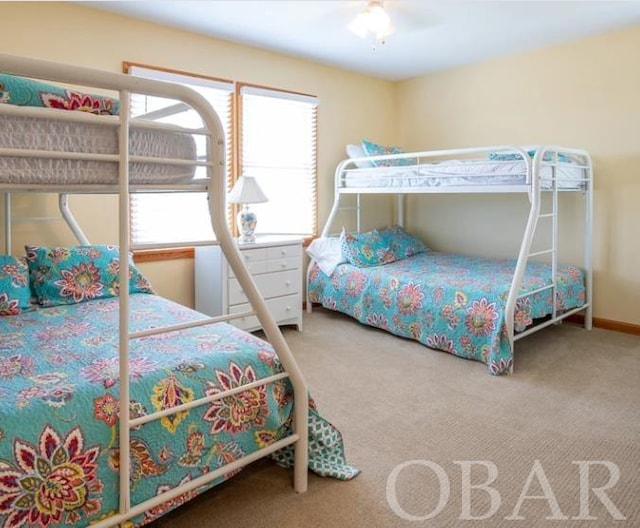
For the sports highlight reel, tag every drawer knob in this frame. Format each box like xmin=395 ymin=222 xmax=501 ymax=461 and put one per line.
xmin=281 ymin=262 xmax=287 ymax=268
xmin=285 ymin=280 xmax=291 ymax=286
xmin=286 ymin=306 xmax=291 ymax=312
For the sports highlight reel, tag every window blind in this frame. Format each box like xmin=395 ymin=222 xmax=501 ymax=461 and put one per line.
xmin=240 ymin=86 xmax=317 ymax=237
xmin=127 ymin=65 xmax=233 ymax=247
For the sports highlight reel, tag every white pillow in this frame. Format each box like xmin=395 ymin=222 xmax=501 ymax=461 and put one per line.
xmin=306 ymin=236 xmax=346 ymax=276
xmin=346 ymin=144 xmax=374 ymax=169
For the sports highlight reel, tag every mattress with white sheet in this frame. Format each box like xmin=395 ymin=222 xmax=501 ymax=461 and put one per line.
xmin=0 ymin=108 xmax=198 ymax=185
xmin=342 ymin=158 xmax=587 ymax=190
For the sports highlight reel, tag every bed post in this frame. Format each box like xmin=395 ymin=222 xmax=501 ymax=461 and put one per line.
xmin=584 ymin=152 xmax=594 ymax=330
xmin=3 ymin=192 xmax=10 ymax=254
xmin=396 ymin=193 xmax=404 ymax=227
xmin=305 ymin=263 xmax=315 ymax=314
xmin=117 ymin=88 xmax=132 ymax=516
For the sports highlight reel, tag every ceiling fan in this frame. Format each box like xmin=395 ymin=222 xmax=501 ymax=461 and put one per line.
xmin=348 ymin=0 xmax=393 ymax=49
xmin=344 ymin=0 xmax=436 ymax=49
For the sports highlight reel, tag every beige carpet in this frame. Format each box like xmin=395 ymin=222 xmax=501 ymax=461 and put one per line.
xmin=152 ymin=308 xmax=640 ymax=528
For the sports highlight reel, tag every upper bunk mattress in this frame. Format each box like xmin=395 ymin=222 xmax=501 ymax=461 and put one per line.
xmin=0 ymin=109 xmax=198 ymax=185
xmin=342 ymin=159 xmax=587 ymax=190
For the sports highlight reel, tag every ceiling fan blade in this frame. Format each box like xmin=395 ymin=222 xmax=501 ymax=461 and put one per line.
xmin=385 ymin=1 xmax=440 ymax=34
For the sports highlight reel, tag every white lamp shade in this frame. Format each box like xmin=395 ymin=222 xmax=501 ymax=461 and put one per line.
xmin=228 ymin=175 xmax=268 ymax=204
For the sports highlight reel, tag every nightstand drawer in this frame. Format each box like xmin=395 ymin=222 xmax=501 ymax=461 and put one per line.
xmin=240 ymin=247 xmax=269 ymax=262
xmin=229 ymin=294 xmax=301 ymax=331
xmin=267 ymin=244 xmax=301 ymax=260
xmin=228 ymin=269 xmax=300 ymax=305
xmin=227 ymin=247 xmax=268 ymax=278
xmin=228 ymin=259 xmax=269 ymax=278
xmin=267 ymin=256 xmax=300 ymax=273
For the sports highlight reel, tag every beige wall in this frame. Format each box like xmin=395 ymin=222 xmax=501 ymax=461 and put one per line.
xmin=396 ymin=24 xmax=640 ymax=325
xmin=0 ymin=2 xmax=396 ymax=306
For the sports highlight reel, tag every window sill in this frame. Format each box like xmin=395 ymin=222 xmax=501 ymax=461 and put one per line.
xmin=132 ymin=247 xmax=194 ymax=263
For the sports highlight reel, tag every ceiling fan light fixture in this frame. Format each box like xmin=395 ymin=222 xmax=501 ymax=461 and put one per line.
xmin=348 ymin=0 xmax=394 ymax=50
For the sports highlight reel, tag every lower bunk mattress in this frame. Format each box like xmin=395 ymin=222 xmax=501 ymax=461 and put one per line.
xmin=307 ymin=251 xmax=586 ymax=375
xmin=0 ymin=293 xmax=358 ymax=527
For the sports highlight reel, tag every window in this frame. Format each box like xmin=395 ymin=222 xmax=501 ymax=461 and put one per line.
xmin=125 ymin=64 xmax=317 ymax=249
xmin=125 ymin=64 xmax=233 ymax=247
xmin=239 ymin=85 xmax=318 ymax=237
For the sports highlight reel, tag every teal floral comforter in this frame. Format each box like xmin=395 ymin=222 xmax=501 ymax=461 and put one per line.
xmin=0 ymin=294 xmax=358 ymax=528
xmin=308 ymin=251 xmax=585 ymax=375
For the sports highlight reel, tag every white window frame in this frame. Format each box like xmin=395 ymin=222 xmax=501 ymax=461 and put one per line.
xmin=125 ymin=63 xmax=234 ymax=248
xmin=238 ymin=84 xmax=318 ymax=239
xmin=125 ymin=64 xmax=319 ymax=251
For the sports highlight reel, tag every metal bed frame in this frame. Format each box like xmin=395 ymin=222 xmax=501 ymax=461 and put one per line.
xmin=308 ymin=145 xmax=593 ymax=372
xmin=0 ymin=54 xmax=308 ymax=526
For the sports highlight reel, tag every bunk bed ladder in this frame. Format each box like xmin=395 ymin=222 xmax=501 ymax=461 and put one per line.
xmin=518 ymin=163 xmax=560 ymax=318
xmin=513 ymin=152 xmax=594 ymax=340
xmin=506 ymin=148 xmax=593 ymax=374
xmin=506 ymin=149 xmax=559 ymax=370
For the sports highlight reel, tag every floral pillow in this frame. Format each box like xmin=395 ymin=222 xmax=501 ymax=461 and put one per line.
xmin=361 ymin=139 xmax=413 ymax=167
xmin=379 ymin=225 xmax=427 ymax=260
xmin=0 ymin=256 xmax=32 ymax=316
xmin=0 ymin=72 xmax=119 ymax=115
xmin=340 ymin=226 xmax=428 ymax=268
xmin=25 ymin=245 xmax=154 ymax=307
xmin=340 ymin=228 xmax=396 ymax=268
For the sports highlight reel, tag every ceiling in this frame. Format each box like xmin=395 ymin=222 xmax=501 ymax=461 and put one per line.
xmin=87 ymin=1 xmax=640 ymax=81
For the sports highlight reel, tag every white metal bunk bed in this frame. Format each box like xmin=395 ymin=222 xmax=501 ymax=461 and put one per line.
xmin=0 ymin=54 xmax=312 ymax=527
xmin=307 ymin=145 xmax=593 ymax=374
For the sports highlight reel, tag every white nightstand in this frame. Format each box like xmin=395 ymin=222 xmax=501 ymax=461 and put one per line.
xmin=195 ymin=235 xmax=303 ymax=332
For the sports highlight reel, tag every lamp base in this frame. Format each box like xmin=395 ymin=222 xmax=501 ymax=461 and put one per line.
xmin=238 ymin=234 xmax=256 ymax=244
xmin=237 ymin=207 xmax=257 ymax=244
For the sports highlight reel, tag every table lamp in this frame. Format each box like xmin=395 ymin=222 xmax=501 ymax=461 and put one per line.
xmin=227 ymin=175 xmax=268 ymax=243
